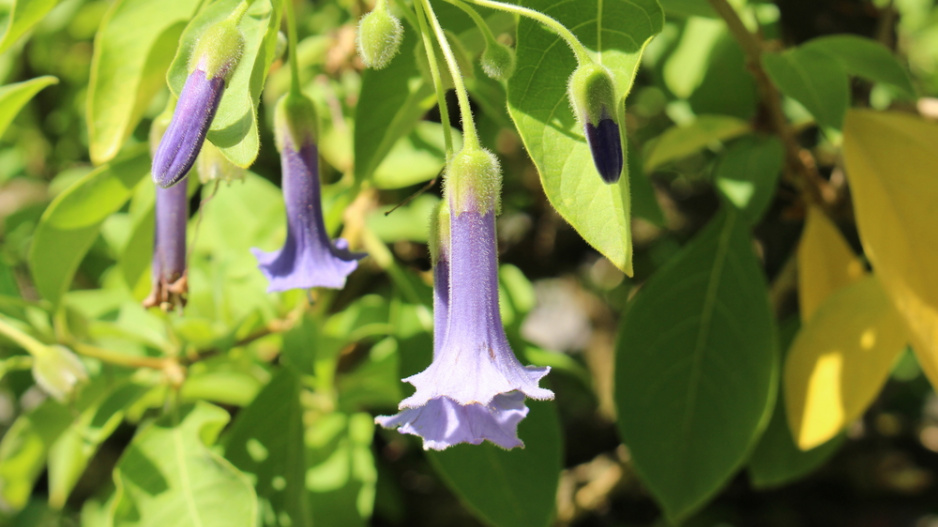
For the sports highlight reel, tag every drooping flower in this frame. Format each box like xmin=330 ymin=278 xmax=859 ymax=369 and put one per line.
xmin=251 ymin=93 xmax=363 ymax=292
xmin=568 ymin=63 xmax=624 ymax=184
xmin=152 ymin=12 xmax=245 ymax=188
xmin=376 ymin=148 xmax=552 ymax=450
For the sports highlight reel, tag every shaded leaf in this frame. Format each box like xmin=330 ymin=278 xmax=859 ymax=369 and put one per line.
xmin=615 ymin=209 xmax=776 ymax=521
xmin=802 ymin=35 xmax=916 ymax=99
xmin=762 ymin=48 xmax=848 ymax=130
xmin=714 ymin=135 xmax=784 ymax=225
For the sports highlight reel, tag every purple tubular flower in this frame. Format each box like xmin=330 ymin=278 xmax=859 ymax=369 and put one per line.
xmin=143 ymin=181 xmax=189 ymax=310
xmin=377 ymin=150 xmax=552 ymax=450
xmin=251 ymin=95 xmax=363 ymax=292
xmin=151 ymin=69 xmax=225 ymax=188
xmin=585 ymin=110 xmax=624 ymax=184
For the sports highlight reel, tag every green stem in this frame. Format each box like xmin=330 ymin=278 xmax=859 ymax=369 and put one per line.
xmin=283 ymin=0 xmax=302 ymax=95
xmin=419 ymin=0 xmax=480 ymax=149
xmin=0 ymin=315 xmax=47 ymax=357
xmin=445 ymin=0 xmax=498 ymax=48
xmin=229 ymin=0 xmax=252 ymax=23
xmin=466 ymin=0 xmax=591 ymax=64
xmin=412 ymin=0 xmax=455 ymax=157
xmin=72 ymin=343 xmax=172 ymax=370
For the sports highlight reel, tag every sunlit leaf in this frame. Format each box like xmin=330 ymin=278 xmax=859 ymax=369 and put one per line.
xmin=802 ymin=35 xmax=916 ymax=99
xmin=714 ymin=135 xmax=784 ymax=224
xmin=0 ymin=400 xmax=71 ymax=513
xmin=644 ymin=115 xmax=750 ymax=171
xmin=0 ymin=0 xmax=58 ymax=54
xmin=508 ymin=0 xmax=665 ymax=274
xmin=842 ymin=110 xmax=938 ymax=391
xmin=762 ymin=48 xmax=848 ymax=130
xmin=111 ymin=402 xmax=257 ymax=527
xmin=87 ymin=0 xmax=200 ymax=164
xmin=0 ymin=76 xmax=57 ymax=139
xmin=615 ymin=208 xmax=776 ymax=522
xmin=797 ymin=206 xmax=866 ymax=322
xmin=784 ymin=275 xmax=907 ymax=450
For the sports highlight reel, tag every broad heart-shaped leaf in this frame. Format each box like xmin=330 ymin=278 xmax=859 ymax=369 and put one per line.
xmin=842 ymin=110 xmax=938 ymax=391
xmin=87 ymin=0 xmax=200 ymax=164
xmin=797 ymin=206 xmax=866 ymax=322
xmin=748 ymin=319 xmax=843 ymax=489
xmin=508 ymin=0 xmax=664 ymax=275
xmin=762 ymin=48 xmax=848 ymax=131
xmin=28 ymin=147 xmax=150 ymax=306
xmin=427 ymin=400 xmax=562 ymax=527
xmin=615 ymin=208 xmax=776 ymax=522
xmin=784 ymin=275 xmax=908 ymax=450
xmin=801 ymin=35 xmax=916 ymax=100
xmin=0 ymin=0 xmax=58 ymax=54
xmin=222 ymin=369 xmax=310 ymax=527
xmin=167 ymin=0 xmax=281 ymax=168
xmin=0 ymin=76 xmax=57 ymax=138
xmin=110 ymin=402 xmax=257 ymax=527
xmin=643 ymin=115 xmax=750 ymax=171
xmin=714 ymin=135 xmax=784 ymax=225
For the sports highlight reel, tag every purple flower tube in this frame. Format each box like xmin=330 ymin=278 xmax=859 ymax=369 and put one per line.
xmin=252 ymin=94 xmax=363 ymax=292
xmin=377 ymin=149 xmax=552 ymax=450
xmin=143 ymin=181 xmax=189 ymax=309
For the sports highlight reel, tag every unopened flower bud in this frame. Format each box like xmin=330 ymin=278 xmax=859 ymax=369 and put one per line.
xmin=446 ymin=146 xmax=501 ymax=215
xmin=481 ymin=42 xmax=515 ymax=81
xmin=32 ymin=345 xmax=87 ymax=402
xmin=357 ymin=2 xmax=403 ymax=70
xmin=568 ymin=63 xmax=624 ymax=184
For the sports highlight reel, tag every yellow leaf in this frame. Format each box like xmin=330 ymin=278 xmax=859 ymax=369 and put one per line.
xmin=842 ymin=110 xmax=938 ymax=388
xmin=784 ymin=275 xmax=907 ymax=450
xmin=798 ymin=206 xmax=866 ymax=322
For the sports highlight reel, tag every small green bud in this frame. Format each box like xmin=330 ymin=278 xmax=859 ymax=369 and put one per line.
xmin=191 ymin=16 xmax=245 ymax=81
xmin=481 ymin=42 xmax=515 ymax=81
xmin=357 ymin=3 xmax=404 ymax=70
xmin=274 ymin=92 xmax=319 ymax=151
xmin=567 ymin=63 xmax=624 ymax=184
xmin=446 ymin=146 xmax=501 ymax=215
xmin=197 ymin=141 xmax=245 ymax=184
xmin=32 ymin=345 xmax=87 ymax=402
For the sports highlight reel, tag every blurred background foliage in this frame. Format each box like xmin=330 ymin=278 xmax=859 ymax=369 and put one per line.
xmin=1 ymin=0 xmax=938 ymax=526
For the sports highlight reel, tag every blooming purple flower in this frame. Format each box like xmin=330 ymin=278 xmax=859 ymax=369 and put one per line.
xmin=143 ymin=181 xmax=188 ymax=309
xmin=252 ymin=95 xmax=363 ymax=292
xmin=377 ymin=149 xmax=552 ymax=450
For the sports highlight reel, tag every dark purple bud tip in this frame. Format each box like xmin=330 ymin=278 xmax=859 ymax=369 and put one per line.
xmin=152 ymin=69 xmax=225 ymax=188
xmin=585 ymin=117 xmax=623 ymax=184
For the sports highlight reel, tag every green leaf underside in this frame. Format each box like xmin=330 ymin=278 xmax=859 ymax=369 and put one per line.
xmin=111 ymin=402 xmax=257 ymax=527
xmin=714 ymin=135 xmax=784 ymax=225
xmin=0 ymin=76 xmax=58 ymax=139
xmin=29 ymin=148 xmax=150 ymax=305
xmin=87 ymin=0 xmax=200 ymax=164
xmin=0 ymin=0 xmax=58 ymax=54
xmin=508 ymin=0 xmax=665 ymax=275
xmin=428 ymin=401 xmax=562 ymax=527
xmin=167 ymin=0 xmax=280 ymax=168
xmin=762 ymin=48 xmax=848 ymax=131
xmin=615 ymin=209 xmax=776 ymax=521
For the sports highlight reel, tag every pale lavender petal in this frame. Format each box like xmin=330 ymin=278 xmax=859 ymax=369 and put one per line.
xmin=376 ymin=392 xmax=528 ymax=450
xmin=252 ymin=141 xmax=363 ymax=292
xmin=152 ymin=69 xmax=224 ymax=188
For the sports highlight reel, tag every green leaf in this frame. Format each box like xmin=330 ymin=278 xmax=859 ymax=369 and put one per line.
xmin=427 ymin=401 xmax=562 ymax=527
xmin=29 ymin=148 xmax=150 ymax=306
xmin=0 ymin=0 xmax=59 ymax=54
xmin=615 ymin=208 xmax=776 ymax=522
xmin=168 ymin=0 xmax=281 ymax=168
xmin=644 ymin=115 xmax=750 ymax=171
xmin=87 ymin=0 xmax=200 ymax=164
xmin=366 ymin=194 xmax=440 ymax=243
xmin=802 ymin=35 xmax=916 ymax=99
xmin=0 ymin=76 xmax=57 ymax=139
xmin=658 ymin=0 xmax=717 ymax=18
xmin=305 ymin=412 xmax=377 ymax=526
xmin=354 ymin=24 xmax=434 ymax=183
xmin=762 ymin=48 xmax=848 ymax=131
xmin=508 ymin=0 xmax=665 ymax=275
xmin=748 ymin=319 xmax=843 ymax=488
xmin=372 ymin=122 xmax=458 ymax=190
xmin=627 ymin=140 xmax=664 ymax=226
xmin=0 ymin=399 xmax=72 ymax=513
xmin=110 ymin=402 xmax=257 ymax=527
xmin=714 ymin=135 xmax=784 ymax=225
xmin=223 ymin=369 xmax=310 ymax=527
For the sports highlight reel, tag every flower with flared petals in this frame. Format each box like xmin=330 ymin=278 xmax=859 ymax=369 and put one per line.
xmin=251 ymin=94 xmax=363 ymax=292
xmin=377 ymin=149 xmax=552 ymax=450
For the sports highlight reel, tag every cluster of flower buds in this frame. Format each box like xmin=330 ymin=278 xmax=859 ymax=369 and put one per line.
xmin=377 ymin=146 xmax=553 ymax=450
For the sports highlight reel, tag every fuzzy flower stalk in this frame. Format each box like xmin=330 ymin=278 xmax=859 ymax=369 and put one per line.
xmin=251 ymin=93 xmax=363 ymax=292
xmin=568 ymin=63 xmax=624 ymax=184
xmin=152 ymin=5 xmax=246 ymax=188
xmin=377 ymin=148 xmax=553 ymax=450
